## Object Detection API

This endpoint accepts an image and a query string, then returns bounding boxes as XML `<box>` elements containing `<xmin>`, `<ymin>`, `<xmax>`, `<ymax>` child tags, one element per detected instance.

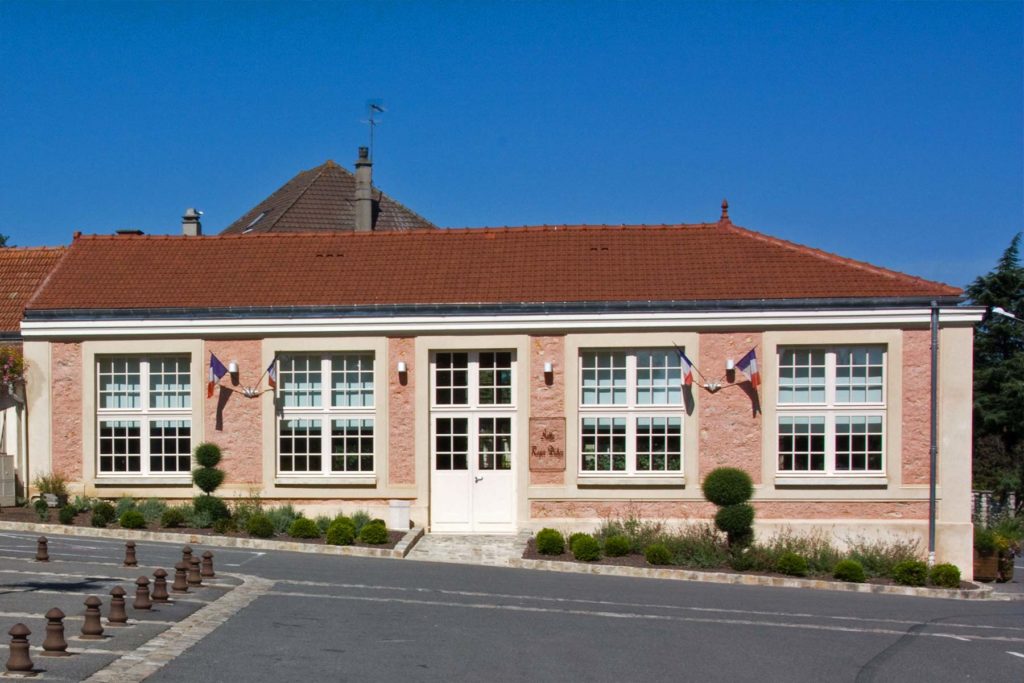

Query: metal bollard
<box><xmin>41</xmin><ymin>607</ymin><xmax>69</xmax><ymax>657</ymax></box>
<box><xmin>201</xmin><ymin>550</ymin><xmax>216</xmax><ymax>579</ymax></box>
<box><xmin>133</xmin><ymin>576</ymin><xmax>152</xmax><ymax>611</ymax></box>
<box><xmin>36</xmin><ymin>536</ymin><xmax>49</xmax><ymax>562</ymax></box>
<box><xmin>108</xmin><ymin>586</ymin><xmax>129</xmax><ymax>626</ymax></box>
<box><xmin>124</xmin><ymin>541</ymin><xmax>138</xmax><ymax>567</ymax></box>
<box><xmin>151</xmin><ymin>569</ymin><xmax>170</xmax><ymax>602</ymax></box>
<box><xmin>171</xmin><ymin>562</ymin><xmax>189</xmax><ymax>593</ymax></box>
<box><xmin>188</xmin><ymin>556</ymin><xmax>202</xmax><ymax>587</ymax></box>
<box><xmin>181</xmin><ymin>545</ymin><xmax>193</xmax><ymax>566</ymax></box>
<box><xmin>5</xmin><ymin>623</ymin><xmax>33</xmax><ymax>673</ymax></box>
<box><xmin>81</xmin><ymin>596</ymin><xmax>104</xmax><ymax>639</ymax></box>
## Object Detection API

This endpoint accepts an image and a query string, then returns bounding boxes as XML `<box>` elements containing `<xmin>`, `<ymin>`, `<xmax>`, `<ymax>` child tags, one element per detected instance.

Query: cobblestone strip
<box><xmin>83</xmin><ymin>574</ymin><xmax>274</xmax><ymax>682</ymax></box>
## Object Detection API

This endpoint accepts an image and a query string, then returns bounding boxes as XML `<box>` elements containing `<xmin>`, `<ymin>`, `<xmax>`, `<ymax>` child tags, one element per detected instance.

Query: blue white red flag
<box><xmin>266</xmin><ymin>359</ymin><xmax>277</xmax><ymax>390</ymax></box>
<box><xmin>675</xmin><ymin>348</ymin><xmax>695</xmax><ymax>386</ymax></box>
<box><xmin>736</xmin><ymin>348</ymin><xmax>760</xmax><ymax>390</ymax></box>
<box><xmin>207</xmin><ymin>353</ymin><xmax>228</xmax><ymax>398</ymax></box>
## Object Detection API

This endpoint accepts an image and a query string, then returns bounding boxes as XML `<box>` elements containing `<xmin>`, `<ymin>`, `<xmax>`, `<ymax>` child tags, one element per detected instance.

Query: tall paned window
<box><xmin>776</xmin><ymin>346</ymin><xmax>885</xmax><ymax>476</ymax></box>
<box><xmin>96</xmin><ymin>356</ymin><xmax>192</xmax><ymax>475</ymax></box>
<box><xmin>579</xmin><ymin>349</ymin><xmax>684</xmax><ymax>476</ymax></box>
<box><xmin>277</xmin><ymin>353</ymin><xmax>375</xmax><ymax>476</ymax></box>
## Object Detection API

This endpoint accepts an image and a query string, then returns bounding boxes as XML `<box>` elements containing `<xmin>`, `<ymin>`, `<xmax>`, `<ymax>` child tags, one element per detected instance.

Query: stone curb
<box><xmin>507</xmin><ymin>558</ymin><xmax>1015</xmax><ymax>601</ymax></box>
<box><xmin>0</xmin><ymin>520</ymin><xmax>425</xmax><ymax>559</ymax></box>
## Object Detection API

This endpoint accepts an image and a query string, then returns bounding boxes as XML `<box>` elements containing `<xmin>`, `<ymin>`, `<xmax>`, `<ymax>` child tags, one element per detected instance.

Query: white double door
<box><xmin>430</xmin><ymin>351</ymin><xmax>516</xmax><ymax>533</ymax></box>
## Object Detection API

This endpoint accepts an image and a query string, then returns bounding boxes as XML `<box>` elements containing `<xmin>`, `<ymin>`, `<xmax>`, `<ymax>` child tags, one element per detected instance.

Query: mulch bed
<box><xmin>521</xmin><ymin>538</ymin><xmax>978</xmax><ymax>590</ymax></box>
<box><xmin>0</xmin><ymin>505</ymin><xmax>404</xmax><ymax>550</ymax></box>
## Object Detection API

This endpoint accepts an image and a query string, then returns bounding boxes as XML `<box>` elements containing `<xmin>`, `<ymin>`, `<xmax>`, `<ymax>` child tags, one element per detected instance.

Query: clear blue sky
<box><xmin>1</xmin><ymin>1</ymin><xmax>1020</xmax><ymax>289</ymax></box>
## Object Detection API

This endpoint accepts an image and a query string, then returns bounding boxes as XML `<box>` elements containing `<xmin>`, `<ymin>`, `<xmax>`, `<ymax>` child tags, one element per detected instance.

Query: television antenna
<box><xmin>363</xmin><ymin>100</ymin><xmax>385</xmax><ymax>160</ymax></box>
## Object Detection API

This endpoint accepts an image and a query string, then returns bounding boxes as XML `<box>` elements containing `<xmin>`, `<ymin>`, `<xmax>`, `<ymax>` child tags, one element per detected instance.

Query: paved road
<box><xmin>1</xmin><ymin>532</ymin><xmax>1021</xmax><ymax>682</ymax></box>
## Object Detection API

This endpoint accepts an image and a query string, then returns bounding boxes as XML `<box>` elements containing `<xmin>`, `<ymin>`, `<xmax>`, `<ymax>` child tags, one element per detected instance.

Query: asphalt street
<box><xmin>0</xmin><ymin>531</ymin><xmax>1021</xmax><ymax>682</ymax></box>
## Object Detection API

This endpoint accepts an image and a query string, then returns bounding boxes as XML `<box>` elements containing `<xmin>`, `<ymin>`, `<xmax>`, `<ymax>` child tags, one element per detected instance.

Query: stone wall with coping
<box><xmin>204</xmin><ymin>340</ymin><xmax>263</xmax><ymax>485</ymax></box>
<box><xmin>50</xmin><ymin>342</ymin><xmax>82</xmax><ymax>480</ymax></box>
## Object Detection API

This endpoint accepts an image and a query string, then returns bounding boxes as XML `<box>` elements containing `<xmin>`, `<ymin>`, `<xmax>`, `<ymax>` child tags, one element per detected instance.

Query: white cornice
<box><xmin>20</xmin><ymin>307</ymin><xmax>984</xmax><ymax>339</ymax></box>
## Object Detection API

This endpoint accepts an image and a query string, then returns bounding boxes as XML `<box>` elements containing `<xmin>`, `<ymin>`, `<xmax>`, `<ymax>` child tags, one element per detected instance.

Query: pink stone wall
<box><xmin>697</xmin><ymin>332</ymin><xmax>763</xmax><ymax>482</ymax></box>
<box><xmin>901</xmin><ymin>330</ymin><xmax>932</xmax><ymax>485</ymax></box>
<box><xmin>204</xmin><ymin>340</ymin><xmax>263</xmax><ymax>484</ymax></box>
<box><xmin>529</xmin><ymin>335</ymin><xmax>565</xmax><ymax>486</ymax></box>
<box><xmin>531</xmin><ymin>499</ymin><xmax>928</xmax><ymax>520</ymax></box>
<box><xmin>50</xmin><ymin>342</ymin><xmax>83</xmax><ymax>480</ymax></box>
<box><xmin>388</xmin><ymin>337</ymin><xmax>415</xmax><ymax>486</ymax></box>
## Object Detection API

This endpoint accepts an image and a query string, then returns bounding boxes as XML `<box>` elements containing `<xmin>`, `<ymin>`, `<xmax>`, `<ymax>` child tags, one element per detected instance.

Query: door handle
<box><xmin>474</xmin><ymin>476</ymin><xmax>483</xmax><ymax>483</ymax></box>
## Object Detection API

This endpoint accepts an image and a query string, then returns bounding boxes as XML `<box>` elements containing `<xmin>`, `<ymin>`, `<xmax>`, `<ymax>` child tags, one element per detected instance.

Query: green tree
<box><xmin>0</xmin><ymin>234</ymin><xmax>8</xmax><ymax>247</ymax></box>
<box><xmin>967</xmin><ymin>233</ymin><xmax>1024</xmax><ymax>511</ymax></box>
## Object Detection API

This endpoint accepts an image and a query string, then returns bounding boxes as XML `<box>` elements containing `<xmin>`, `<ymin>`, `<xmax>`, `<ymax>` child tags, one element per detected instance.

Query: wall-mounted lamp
<box><xmin>397</xmin><ymin>361</ymin><xmax>408</xmax><ymax>374</ymax></box>
<box><xmin>543</xmin><ymin>361</ymin><xmax>554</xmax><ymax>374</ymax></box>
<box><xmin>725</xmin><ymin>359</ymin><xmax>735</xmax><ymax>371</ymax></box>
<box><xmin>228</xmin><ymin>361</ymin><xmax>239</xmax><ymax>374</ymax></box>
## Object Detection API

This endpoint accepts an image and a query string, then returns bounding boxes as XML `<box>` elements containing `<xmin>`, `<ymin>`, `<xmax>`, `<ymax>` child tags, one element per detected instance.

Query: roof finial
<box><xmin>720</xmin><ymin>198</ymin><xmax>729</xmax><ymax>222</ymax></box>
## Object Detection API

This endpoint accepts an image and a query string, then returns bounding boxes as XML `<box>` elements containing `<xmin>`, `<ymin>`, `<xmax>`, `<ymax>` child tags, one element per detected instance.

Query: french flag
<box><xmin>676</xmin><ymin>348</ymin><xmax>695</xmax><ymax>386</ymax></box>
<box><xmin>736</xmin><ymin>348</ymin><xmax>761</xmax><ymax>390</ymax></box>
<box><xmin>266</xmin><ymin>359</ymin><xmax>277</xmax><ymax>390</ymax></box>
<box><xmin>207</xmin><ymin>353</ymin><xmax>228</xmax><ymax>398</ymax></box>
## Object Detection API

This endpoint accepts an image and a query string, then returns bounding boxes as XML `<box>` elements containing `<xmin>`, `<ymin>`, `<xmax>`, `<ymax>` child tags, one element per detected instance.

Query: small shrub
<box><xmin>359</xmin><ymin>520</ymin><xmax>389</xmax><ymax>544</ymax></box>
<box><xmin>314</xmin><ymin>515</ymin><xmax>333</xmax><ymax>535</ymax></box>
<box><xmin>212</xmin><ymin>517</ymin><xmax>237</xmax><ymax>534</ymax></box>
<box><xmin>246</xmin><ymin>513</ymin><xmax>275</xmax><ymax>538</ymax></box>
<box><xmin>660</xmin><ymin>523</ymin><xmax>730</xmax><ymax>569</ymax></box>
<box><xmin>844</xmin><ymin>535</ymin><xmax>920</xmax><ymax>578</ymax></box>
<box><xmin>192</xmin><ymin>469</ymin><xmax>226</xmax><ymax>496</ymax></box>
<box><xmin>33</xmin><ymin>498</ymin><xmax>50</xmax><ymax>521</ymax></box>
<box><xmin>326</xmin><ymin>517</ymin><xmax>356</xmax><ymax>545</ymax></box>
<box><xmin>193</xmin><ymin>495</ymin><xmax>230</xmax><ymax>521</ymax></box>
<box><xmin>32</xmin><ymin>472</ymin><xmax>69</xmax><ymax>498</ymax></box>
<box><xmin>595</xmin><ymin>515</ymin><xmax>666</xmax><ymax>555</ymax></box>
<box><xmin>91</xmin><ymin>501</ymin><xmax>116</xmax><ymax>527</ymax></box>
<box><xmin>929</xmin><ymin>563</ymin><xmax>961</xmax><ymax>589</ymax></box>
<box><xmin>748</xmin><ymin>529</ymin><xmax>842</xmax><ymax>576</ymax></box>
<box><xmin>193</xmin><ymin>442</ymin><xmax>223</xmax><ymax>468</ymax></box>
<box><xmin>115</xmin><ymin>496</ymin><xmax>137</xmax><ymax>518</ymax></box>
<box><xmin>265</xmin><ymin>505</ymin><xmax>300</xmax><ymax>535</ymax></box>
<box><xmin>893</xmin><ymin>560</ymin><xmax>928</xmax><ymax>587</ymax></box>
<box><xmin>604</xmin><ymin>535</ymin><xmax>631</xmax><ymax>557</ymax></box>
<box><xmin>536</xmin><ymin>528</ymin><xmax>565</xmax><ymax>555</ymax></box>
<box><xmin>119</xmin><ymin>509</ymin><xmax>147</xmax><ymax>529</ymax></box>
<box><xmin>702</xmin><ymin>467</ymin><xmax>754</xmax><ymax>507</ymax></box>
<box><xmin>571</xmin><ymin>534</ymin><xmax>601</xmax><ymax>562</ymax></box>
<box><xmin>350</xmin><ymin>510</ymin><xmax>373</xmax><ymax>535</ymax></box>
<box><xmin>288</xmin><ymin>517</ymin><xmax>322</xmax><ymax>539</ymax></box>
<box><xmin>833</xmin><ymin>559</ymin><xmax>866</xmax><ymax>583</ymax></box>
<box><xmin>973</xmin><ymin>526</ymin><xmax>998</xmax><ymax>554</ymax></box>
<box><xmin>231</xmin><ymin>494</ymin><xmax>262</xmax><ymax>530</ymax></box>
<box><xmin>137</xmin><ymin>498</ymin><xmax>167</xmax><ymax>524</ymax></box>
<box><xmin>160</xmin><ymin>507</ymin><xmax>187</xmax><ymax>528</ymax></box>
<box><xmin>729</xmin><ymin>548</ymin><xmax>756</xmax><ymax>572</ymax></box>
<box><xmin>644</xmin><ymin>543</ymin><xmax>673</xmax><ymax>566</ymax></box>
<box><xmin>776</xmin><ymin>551</ymin><xmax>808</xmax><ymax>577</ymax></box>
<box><xmin>58</xmin><ymin>504</ymin><xmax>76</xmax><ymax>525</ymax></box>
<box><xmin>185</xmin><ymin>509</ymin><xmax>213</xmax><ymax>530</ymax></box>
<box><xmin>568</xmin><ymin>532</ymin><xmax>589</xmax><ymax>549</ymax></box>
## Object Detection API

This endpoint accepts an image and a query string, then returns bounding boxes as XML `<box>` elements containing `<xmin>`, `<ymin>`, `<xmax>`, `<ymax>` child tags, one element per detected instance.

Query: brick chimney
<box><xmin>354</xmin><ymin>147</ymin><xmax>373</xmax><ymax>232</ymax></box>
<box><xmin>182</xmin><ymin>208</ymin><xmax>202</xmax><ymax>236</ymax></box>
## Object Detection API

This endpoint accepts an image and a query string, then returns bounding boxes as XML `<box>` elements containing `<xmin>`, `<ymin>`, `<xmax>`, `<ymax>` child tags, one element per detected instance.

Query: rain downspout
<box><xmin>928</xmin><ymin>301</ymin><xmax>939</xmax><ymax>567</ymax></box>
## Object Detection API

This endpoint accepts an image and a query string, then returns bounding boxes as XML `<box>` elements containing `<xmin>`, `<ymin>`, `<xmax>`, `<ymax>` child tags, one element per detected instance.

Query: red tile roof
<box><xmin>0</xmin><ymin>247</ymin><xmax>67</xmax><ymax>332</ymax></box>
<box><xmin>25</xmin><ymin>222</ymin><xmax>959</xmax><ymax>313</ymax></box>
<box><xmin>220</xmin><ymin>161</ymin><xmax>436</xmax><ymax>234</ymax></box>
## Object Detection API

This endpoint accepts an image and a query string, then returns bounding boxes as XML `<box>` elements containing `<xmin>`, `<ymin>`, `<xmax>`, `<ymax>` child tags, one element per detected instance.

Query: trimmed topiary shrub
<box><xmin>326</xmin><ymin>517</ymin><xmax>356</xmax><ymax>545</ymax></box>
<box><xmin>193</xmin><ymin>495</ymin><xmax>230</xmax><ymax>522</ymax></box>
<box><xmin>644</xmin><ymin>543</ymin><xmax>673</xmax><ymax>566</ymax></box>
<box><xmin>119</xmin><ymin>509</ymin><xmax>147</xmax><ymax>529</ymax></box>
<box><xmin>192</xmin><ymin>442</ymin><xmax>226</xmax><ymax>524</ymax></box>
<box><xmin>246</xmin><ymin>513</ymin><xmax>275</xmax><ymax>538</ymax></box>
<box><xmin>193</xmin><ymin>442</ymin><xmax>223</xmax><ymax>469</ymax></box>
<box><xmin>833</xmin><ymin>559</ymin><xmax>866</xmax><ymax>583</ymax></box>
<box><xmin>359</xmin><ymin>520</ymin><xmax>389</xmax><ymax>544</ymax></box>
<box><xmin>160</xmin><ymin>507</ymin><xmax>186</xmax><ymax>529</ymax></box>
<box><xmin>288</xmin><ymin>517</ymin><xmax>322</xmax><ymax>539</ymax></box>
<box><xmin>776</xmin><ymin>551</ymin><xmax>808</xmax><ymax>577</ymax></box>
<box><xmin>714</xmin><ymin>504</ymin><xmax>755</xmax><ymax>536</ymax></box>
<box><xmin>702</xmin><ymin>467</ymin><xmax>754</xmax><ymax>507</ymax></box>
<box><xmin>58</xmin><ymin>505</ymin><xmax>76</xmax><ymax>525</ymax></box>
<box><xmin>929</xmin><ymin>563</ymin><xmax>961</xmax><ymax>588</ymax></box>
<box><xmin>91</xmin><ymin>501</ymin><xmax>116</xmax><ymax>527</ymax></box>
<box><xmin>192</xmin><ymin>469</ymin><xmax>225</xmax><ymax>496</ymax></box>
<box><xmin>536</xmin><ymin>528</ymin><xmax>565</xmax><ymax>555</ymax></box>
<box><xmin>571</xmin><ymin>534</ymin><xmax>601</xmax><ymax>562</ymax></box>
<box><xmin>893</xmin><ymin>560</ymin><xmax>928</xmax><ymax>587</ymax></box>
<box><xmin>604</xmin><ymin>535</ymin><xmax>631</xmax><ymax>557</ymax></box>
<box><xmin>568</xmin><ymin>532</ymin><xmax>589</xmax><ymax>549</ymax></box>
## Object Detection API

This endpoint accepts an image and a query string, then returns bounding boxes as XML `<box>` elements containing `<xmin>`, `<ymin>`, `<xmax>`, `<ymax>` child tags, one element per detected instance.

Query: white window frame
<box><xmin>577</xmin><ymin>348</ymin><xmax>685</xmax><ymax>477</ymax></box>
<box><xmin>95</xmin><ymin>355</ymin><xmax>192</xmax><ymax>478</ymax></box>
<box><xmin>276</xmin><ymin>353</ymin><xmax>376</xmax><ymax>478</ymax></box>
<box><xmin>776</xmin><ymin>346</ymin><xmax>886</xmax><ymax>478</ymax></box>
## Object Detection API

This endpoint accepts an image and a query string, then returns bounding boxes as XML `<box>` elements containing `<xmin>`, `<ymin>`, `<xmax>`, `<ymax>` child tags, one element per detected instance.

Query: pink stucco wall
<box><xmin>529</xmin><ymin>335</ymin><xmax>565</xmax><ymax>486</ymax></box>
<box><xmin>204</xmin><ymin>340</ymin><xmax>263</xmax><ymax>484</ymax></box>
<box><xmin>50</xmin><ymin>342</ymin><xmax>83</xmax><ymax>480</ymax></box>
<box><xmin>901</xmin><ymin>329</ymin><xmax>932</xmax><ymax>485</ymax></box>
<box><xmin>531</xmin><ymin>499</ymin><xmax>928</xmax><ymax>520</ymax></box>
<box><xmin>697</xmin><ymin>332</ymin><xmax>763</xmax><ymax>482</ymax></box>
<box><xmin>388</xmin><ymin>337</ymin><xmax>415</xmax><ymax>486</ymax></box>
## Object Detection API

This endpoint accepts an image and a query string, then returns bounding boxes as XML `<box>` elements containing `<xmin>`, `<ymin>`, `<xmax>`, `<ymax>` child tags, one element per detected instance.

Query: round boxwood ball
<box><xmin>702</xmin><ymin>467</ymin><xmax>754</xmax><ymax>506</ymax></box>
<box><xmin>604</xmin><ymin>535</ymin><xmax>631</xmax><ymax>557</ymax></box>
<box><xmin>644</xmin><ymin>543</ymin><xmax>673</xmax><ymax>566</ymax></box>
<box><xmin>929</xmin><ymin>563</ymin><xmax>961</xmax><ymax>589</ymax></box>
<box><xmin>776</xmin><ymin>551</ymin><xmax>808</xmax><ymax>577</ymax></box>
<box><xmin>571</xmin><ymin>534</ymin><xmax>601</xmax><ymax>562</ymax></box>
<box><xmin>246</xmin><ymin>513</ymin><xmax>275</xmax><ymax>539</ymax></box>
<box><xmin>119</xmin><ymin>509</ymin><xmax>147</xmax><ymax>530</ymax></box>
<box><xmin>326</xmin><ymin>517</ymin><xmax>356</xmax><ymax>545</ymax></box>
<box><xmin>192</xmin><ymin>468</ymin><xmax>225</xmax><ymax>495</ymax></box>
<box><xmin>535</xmin><ymin>528</ymin><xmax>565</xmax><ymax>555</ymax></box>
<box><xmin>833</xmin><ymin>559</ymin><xmax>866</xmax><ymax>583</ymax></box>
<box><xmin>714</xmin><ymin>503</ymin><xmax>755</xmax><ymax>535</ymax></box>
<box><xmin>359</xmin><ymin>520</ymin><xmax>389</xmax><ymax>544</ymax></box>
<box><xmin>193</xmin><ymin>442</ymin><xmax>223</xmax><ymax>468</ymax></box>
<box><xmin>288</xmin><ymin>517</ymin><xmax>322</xmax><ymax>539</ymax></box>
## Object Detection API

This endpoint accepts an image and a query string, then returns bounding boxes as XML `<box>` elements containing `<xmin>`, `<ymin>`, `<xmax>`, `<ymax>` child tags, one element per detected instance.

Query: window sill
<box><xmin>274</xmin><ymin>476</ymin><xmax>377</xmax><ymax>487</ymax></box>
<box><xmin>577</xmin><ymin>475</ymin><xmax>685</xmax><ymax>488</ymax></box>
<box><xmin>774</xmin><ymin>476</ymin><xmax>888</xmax><ymax>488</ymax></box>
<box><xmin>95</xmin><ymin>477</ymin><xmax>193</xmax><ymax>486</ymax></box>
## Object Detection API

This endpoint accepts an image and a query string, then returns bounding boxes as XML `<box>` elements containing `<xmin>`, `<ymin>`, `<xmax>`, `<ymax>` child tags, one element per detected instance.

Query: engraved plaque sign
<box><xmin>529</xmin><ymin>417</ymin><xmax>566</xmax><ymax>472</ymax></box>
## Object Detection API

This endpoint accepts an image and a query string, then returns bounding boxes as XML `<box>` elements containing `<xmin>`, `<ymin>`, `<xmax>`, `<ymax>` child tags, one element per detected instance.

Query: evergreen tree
<box><xmin>967</xmin><ymin>233</ymin><xmax>1024</xmax><ymax>511</ymax></box>
<box><xmin>0</xmin><ymin>234</ymin><xmax>8</xmax><ymax>247</ymax></box>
